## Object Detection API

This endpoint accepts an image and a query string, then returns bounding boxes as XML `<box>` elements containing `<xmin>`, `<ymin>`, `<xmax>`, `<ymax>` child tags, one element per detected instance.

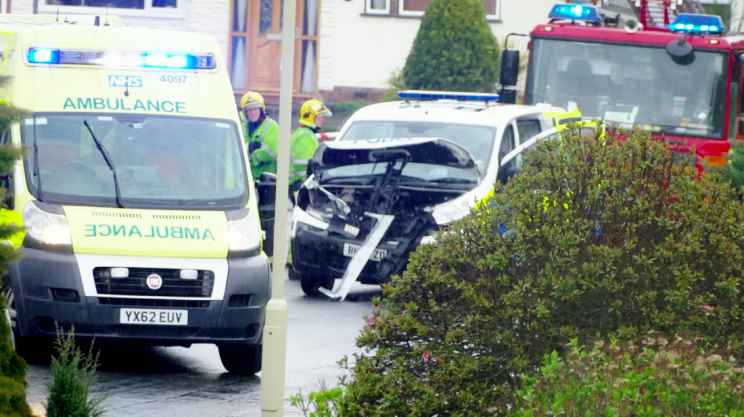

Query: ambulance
<box><xmin>0</xmin><ymin>15</ymin><xmax>268</xmax><ymax>375</ymax></box>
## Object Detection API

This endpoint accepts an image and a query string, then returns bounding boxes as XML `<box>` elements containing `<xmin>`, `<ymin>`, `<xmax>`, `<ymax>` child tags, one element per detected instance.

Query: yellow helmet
<box><xmin>240</xmin><ymin>91</ymin><xmax>265</xmax><ymax>112</ymax></box>
<box><xmin>299</xmin><ymin>99</ymin><xmax>332</xmax><ymax>128</ymax></box>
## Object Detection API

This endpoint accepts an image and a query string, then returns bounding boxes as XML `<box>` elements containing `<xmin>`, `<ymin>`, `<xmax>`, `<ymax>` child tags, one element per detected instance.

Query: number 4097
<box><xmin>160</xmin><ymin>75</ymin><xmax>186</xmax><ymax>83</ymax></box>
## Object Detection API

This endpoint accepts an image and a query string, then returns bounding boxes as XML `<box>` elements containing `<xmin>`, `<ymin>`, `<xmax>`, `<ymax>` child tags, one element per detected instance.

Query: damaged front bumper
<box><xmin>291</xmin><ymin>209</ymin><xmax>430</xmax><ymax>287</ymax></box>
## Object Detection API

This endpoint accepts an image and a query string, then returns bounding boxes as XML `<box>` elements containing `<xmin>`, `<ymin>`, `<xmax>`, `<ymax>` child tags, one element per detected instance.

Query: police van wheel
<box><xmin>218</xmin><ymin>343</ymin><xmax>262</xmax><ymax>375</ymax></box>
<box><xmin>300</xmin><ymin>272</ymin><xmax>333</xmax><ymax>297</ymax></box>
<box><xmin>300</xmin><ymin>273</ymin><xmax>320</xmax><ymax>296</ymax></box>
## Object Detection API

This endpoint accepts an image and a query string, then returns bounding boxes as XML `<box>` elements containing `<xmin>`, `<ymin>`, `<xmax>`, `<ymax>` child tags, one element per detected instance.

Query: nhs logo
<box><xmin>109</xmin><ymin>75</ymin><xmax>142</xmax><ymax>88</ymax></box>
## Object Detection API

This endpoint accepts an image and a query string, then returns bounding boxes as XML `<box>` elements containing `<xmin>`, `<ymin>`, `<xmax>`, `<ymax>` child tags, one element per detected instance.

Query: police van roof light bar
<box><xmin>398</xmin><ymin>90</ymin><xmax>500</xmax><ymax>103</ymax></box>
<box><xmin>27</xmin><ymin>48</ymin><xmax>215</xmax><ymax>69</ymax></box>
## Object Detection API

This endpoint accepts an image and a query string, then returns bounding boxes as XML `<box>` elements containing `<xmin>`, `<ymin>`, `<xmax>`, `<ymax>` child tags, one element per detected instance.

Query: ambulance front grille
<box><xmin>93</xmin><ymin>267</ymin><xmax>215</xmax><ymax>298</ymax></box>
<box><xmin>97</xmin><ymin>297</ymin><xmax>211</xmax><ymax>309</ymax></box>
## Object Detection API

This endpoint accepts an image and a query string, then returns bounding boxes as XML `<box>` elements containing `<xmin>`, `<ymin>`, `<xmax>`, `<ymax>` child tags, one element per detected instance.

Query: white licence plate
<box><xmin>119</xmin><ymin>308</ymin><xmax>188</xmax><ymax>326</ymax></box>
<box><xmin>343</xmin><ymin>242</ymin><xmax>387</xmax><ymax>262</ymax></box>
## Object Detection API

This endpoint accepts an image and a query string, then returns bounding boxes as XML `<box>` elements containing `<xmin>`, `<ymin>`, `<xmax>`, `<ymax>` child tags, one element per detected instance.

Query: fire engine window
<box><xmin>525</xmin><ymin>38</ymin><xmax>728</xmax><ymax>140</ymax></box>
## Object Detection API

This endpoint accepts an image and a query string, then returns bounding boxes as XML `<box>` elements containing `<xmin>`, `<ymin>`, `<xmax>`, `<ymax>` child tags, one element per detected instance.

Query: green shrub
<box><xmin>402</xmin><ymin>0</ymin><xmax>500</xmax><ymax>92</ymax></box>
<box><xmin>379</xmin><ymin>69</ymin><xmax>406</xmax><ymax>103</ymax></box>
<box><xmin>511</xmin><ymin>332</ymin><xmax>744</xmax><ymax>416</ymax></box>
<box><xmin>288</xmin><ymin>380</ymin><xmax>344</xmax><ymax>417</ymax></box>
<box><xmin>340</xmin><ymin>125</ymin><xmax>744</xmax><ymax>415</ymax></box>
<box><xmin>46</xmin><ymin>324</ymin><xmax>105</xmax><ymax>417</ymax></box>
<box><xmin>0</xmin><ymin>76</ymin><xmax>30</xmax><ymax>417</ymax></box>
<box><xmin>708</xmin><ymin>140</ymin><xmax>744</xmax><ymax>191</ymax></box>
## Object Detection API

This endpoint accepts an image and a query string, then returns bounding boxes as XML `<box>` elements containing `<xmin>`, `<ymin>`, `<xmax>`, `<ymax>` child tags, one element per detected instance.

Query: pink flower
<box><xmin>423</xmin><ymin>351</ymin><xmax>431</xmax><ymax>362</ymax></box>
<box><xmin>701</xmin><ymin>305</ymin><xmax>714</xmax><ymax>316</ymax></box>
<box><xmin>435</xmin><ymin>354</ymin><xmax>442</xmax><ymax>361</ymax></box>
<box><xmin>366</xmin><ymin>316</ymin><xmax>377</xmax><ymax>327</ymax></box>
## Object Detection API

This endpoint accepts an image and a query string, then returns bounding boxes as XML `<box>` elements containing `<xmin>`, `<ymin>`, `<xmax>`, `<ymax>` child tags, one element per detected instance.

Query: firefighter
<box><xmin>288</xmin><ymin>99</ymin><xmax>332</xmax><ymax>202</ymax></box>
<box><xmin>241</xmin><ymin>91</ymin><xmax>279</xmax><ymax>181</ymax></box>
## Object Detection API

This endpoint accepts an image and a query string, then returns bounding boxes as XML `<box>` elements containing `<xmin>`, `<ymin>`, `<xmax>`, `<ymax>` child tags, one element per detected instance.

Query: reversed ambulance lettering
<box><xmin>64</xmin><ymin>98</ymin><xmax>186</xmax><ymax>114</ymax></box>
<box><xmin>85</xmin><ymin>224</ymin><xmax>215</xmax><ymax>240</ymax></box>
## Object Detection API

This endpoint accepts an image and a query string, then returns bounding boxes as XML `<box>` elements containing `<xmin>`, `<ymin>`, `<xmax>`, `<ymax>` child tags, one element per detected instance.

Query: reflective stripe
<box><xmin>293</xmin><ymin>159</ymin><xmax>309</xmax><ymax>165</ymax></box>
<box><xmin>289</xmin><ymin>171</ymin><xmax>305</xmax><ymax>178</ymax></box>
<box><xmin>259</xmin><ymin>119</ymin><xmax>276</xmax><ymax>143</ymax></box>
<box><xmin>261</xmin><ymin>145</ymin><xmax>278</xmax><ymax>160</ymax></box>
<box><xmin>253</xmin><ymin>152</ymin><xmax>264</xmax><ymax>163</ymax></box>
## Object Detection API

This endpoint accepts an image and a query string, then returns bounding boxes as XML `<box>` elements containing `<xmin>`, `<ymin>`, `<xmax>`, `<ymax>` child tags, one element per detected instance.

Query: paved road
<box><xmin>24</xmin><ymin>275</ymin><xmax>380</xmax><ymax>417</ymax></box>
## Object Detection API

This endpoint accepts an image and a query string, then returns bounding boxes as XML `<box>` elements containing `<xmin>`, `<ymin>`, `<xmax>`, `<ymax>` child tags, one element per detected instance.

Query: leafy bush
<box><xmin>511</xmin><ymin>332</ymin><xmax>744</xmax><ymax>417</ymax></box>
<box><xmin>46</xmin><ymin>324</ymin><xmax>105</xmax><ymax>417</ymax></box>
<box><xmin>288</xmin><ymin>380</ymin><xmax>344</xmax><ymax>417</ymax></box>
<box><xmin>0</xmin><ymin>77</ymin><xmax>31</xmax><ymax>417</ymax></box>
<box><xmin>379</xmin><ymin>69</ymin><xmax>406</xmax><ymax>103</ymax></box>
<box><xmin>709</xmin><ymin>140</ymin><xmax>744</xmax><ymax>191</ymax></box>
<box><xmin>402</xmin><ymin>0</ymin><xmax>500</xmax><ymax>92</ymax></box>
<box><xmin>339</xmin><ymin>125</ymin><xmax>744</xmax><ymax>415</ymax></box>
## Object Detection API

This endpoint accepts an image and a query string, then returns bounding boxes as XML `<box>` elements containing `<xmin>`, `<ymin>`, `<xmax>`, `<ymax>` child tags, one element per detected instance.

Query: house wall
<box><xmin>9</xmin><ymin>0</ymin><xmax>231</xmax><ymax>63</ymax></box>
<box><xmin>320</xmin><ymin>0</ymin><xmax>560</xmax><ymax>95</ymax></box>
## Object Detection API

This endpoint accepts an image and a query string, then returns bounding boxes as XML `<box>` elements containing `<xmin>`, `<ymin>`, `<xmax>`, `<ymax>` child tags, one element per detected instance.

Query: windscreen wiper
<box><xmin>83</xmin><ymin>121</ymin><xmax>124</xmax><ymax>208</ymax></box>
<box><xmin>32</xmin><ymin>116</ymin><xmax>43</xmax><ymax>201</ymax></box>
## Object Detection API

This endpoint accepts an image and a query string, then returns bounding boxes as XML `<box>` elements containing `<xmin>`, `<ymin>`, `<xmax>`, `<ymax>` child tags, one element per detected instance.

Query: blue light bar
<box><xmin>670</xmin><ymin>14</ymin><xmax>724</xmax><ymax>35</ymax></box>
<box><xmin>548</xmin><ymin>3</ymin><xmax>602</xmax><ymax>25</ymax></box>
<box><xmin>397</xmin><ymin>90</ymin><xmax>500</xmax><ymax>102</ymax></box>
<box><xmin>28</xmin><ymin>48</ymin><xmax>60</xmax><ymax>64</ymax></box>
<box><xmin>26</xmin><ymin>47</ymin><xmax>215</xmax><ymax>69</ymax></box>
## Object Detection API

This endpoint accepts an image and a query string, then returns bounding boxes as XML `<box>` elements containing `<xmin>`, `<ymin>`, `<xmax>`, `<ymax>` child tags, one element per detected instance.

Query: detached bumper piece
<box><xmin>319</xmin><ymin>213</ymin><xmax>394</xmax><ymax>301</ymax></box>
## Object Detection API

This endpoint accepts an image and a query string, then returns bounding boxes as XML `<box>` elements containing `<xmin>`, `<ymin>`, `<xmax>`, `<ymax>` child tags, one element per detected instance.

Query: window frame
<box><xmin>365</xmin><ymin>0</ymin><xmax>391</xmax><ymax>15</ymax></box>
<box><xmin>397</xmin><ymin>0</ymin><xmax>500</xmax><ymax>20</ymax></box>
<box><xmin>39</xmin><ymin>0</ymin><xmax>185</xmax><ymax>19</ymax></box>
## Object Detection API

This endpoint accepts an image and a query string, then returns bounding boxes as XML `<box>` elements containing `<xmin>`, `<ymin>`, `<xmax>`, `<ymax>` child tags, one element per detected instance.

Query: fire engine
<box><xmin>499</xmin><ymin>0</ymin><xmax>744</xmax><ymax>171</ymax></box>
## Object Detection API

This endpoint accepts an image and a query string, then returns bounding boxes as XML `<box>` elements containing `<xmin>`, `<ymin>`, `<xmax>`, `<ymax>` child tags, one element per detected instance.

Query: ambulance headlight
<box><xmin>22</xmin><ymin>201</ymin><xmax>72</xmax><ymax>247</ymax></box>
<box><xmin>224</xmin><ymin>208</ymin><xmax>262</xmax><ymax>257</ymax></box>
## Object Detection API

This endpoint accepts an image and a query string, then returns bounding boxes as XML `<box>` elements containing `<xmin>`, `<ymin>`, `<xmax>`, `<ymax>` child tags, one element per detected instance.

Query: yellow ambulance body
<box><xmin>0</xmin><ymin>15</ymin><xmax>268</xmax><ymax>375</ymax></box>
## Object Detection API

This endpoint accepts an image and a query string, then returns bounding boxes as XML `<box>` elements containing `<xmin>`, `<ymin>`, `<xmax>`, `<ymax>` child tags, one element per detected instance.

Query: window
<box><xmin>516</xmin><ymin>118</ymin><xmax>542</xmax><ymax>144</ymax></box>
<box><xmin>365</xmin><ymin>0</ymin><xmax>390</xmax><ymax>15</ymax></box>
<box><xmin>40</xmin><ymin>0</ymin><xmax>183</xmax><ymax>18</ymax></box>
<box><xmin>526</xmin><ymin>38</ymin><xmax>728</xmax><ymax>140</ymax></box>
<box><xmin>398</xmin><ymin>0</ymin><xmax>500</xmax><ymax>20</ymax></box>
<box><xmin>499</xmin><ymin>124</ymin><xmax>516</xmax><ymax>165</ymax></box>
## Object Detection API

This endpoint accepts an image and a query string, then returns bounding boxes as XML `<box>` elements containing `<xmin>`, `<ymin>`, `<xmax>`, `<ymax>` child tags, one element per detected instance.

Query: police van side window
<box><xmin>516</xmin><ymin>118</ymin><xmax>542</xmax><ymax>144</ymax></box>
<box><xmin>499</xmin><ymin>125</ymin><xmax>516</xmax><ymax>165</ymax></box>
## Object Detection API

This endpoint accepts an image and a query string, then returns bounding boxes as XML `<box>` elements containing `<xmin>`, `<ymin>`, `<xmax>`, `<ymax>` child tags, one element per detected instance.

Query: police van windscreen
<box><xmin>21</xmin><ymin>114</ymin><xmax>249</xmax><ymax>210</ymax></box>
<box><xmin>339</xmin><ymin>121</ymin><xmax>495</xmax><ymax>177</ymax></box>
<box><xmin>525</xmin><ymin>38</ymin><xmax>727</xmax><ymax>139</ymax></box>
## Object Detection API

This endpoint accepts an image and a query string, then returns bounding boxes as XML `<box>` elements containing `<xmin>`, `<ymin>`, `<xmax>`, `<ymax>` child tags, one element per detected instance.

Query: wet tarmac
<box><xmin>24</xmin><ymin>276</ymin><xmax>381</xmax><ymax>417</ymax></box>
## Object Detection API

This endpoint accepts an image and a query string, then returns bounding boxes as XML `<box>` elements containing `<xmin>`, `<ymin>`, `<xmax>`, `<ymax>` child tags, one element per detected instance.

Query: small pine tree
<box><xmin>402</xmin><ymin>0</ymin><xmax>500</xmax><ymax>92</ymax></box>
<box><xmin>0</xmin><ymin>75</ymin><xmax>31</xmax><ymax>417</ymax></box>
<box><xmin>46</xmin><ymin>324</ymin><xmax>106</xmax><ymax>417</ymax></box>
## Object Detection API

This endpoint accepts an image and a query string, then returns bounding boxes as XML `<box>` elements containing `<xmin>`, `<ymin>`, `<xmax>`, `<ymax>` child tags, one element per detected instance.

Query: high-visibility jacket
<box><xmin>288</xmin><ymin>125</ymin><xmax>319</xmax><ymax>186</ymax></box>
<box><xmin>246</xmin><ymin>117</ymin><xmax>279</xmax><ymax>181</ymax></box>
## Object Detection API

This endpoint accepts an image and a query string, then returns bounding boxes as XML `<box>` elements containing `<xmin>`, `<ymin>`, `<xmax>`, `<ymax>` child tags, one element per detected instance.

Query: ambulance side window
<box><xmin>0</xmin><ymin>129</ymin><xmax>10</xmax><ymax>146</ymax></box>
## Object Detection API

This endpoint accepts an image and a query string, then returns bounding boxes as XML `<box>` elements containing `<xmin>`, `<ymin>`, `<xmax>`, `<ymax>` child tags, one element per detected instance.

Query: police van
<box><xmin>289</xmin><ymin>91</ymin><xmax>583</xmax><ymax>299</ymax></box>
<box><xmin>0</xmin><ymin>15</ymin><xmax>268</xmax><ymax>375</ymax></box>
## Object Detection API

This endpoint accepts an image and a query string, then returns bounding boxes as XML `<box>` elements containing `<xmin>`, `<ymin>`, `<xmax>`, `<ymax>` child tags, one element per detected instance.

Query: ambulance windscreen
<box><xmin>21</xmin><ymin>114</ymin><xmax>249</xmax><ymax>210</ymax></box>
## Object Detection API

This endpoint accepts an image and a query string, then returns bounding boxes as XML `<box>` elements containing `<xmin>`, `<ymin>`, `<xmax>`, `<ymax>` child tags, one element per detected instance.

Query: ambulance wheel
<box><xmin>218</xmin><ymin>343</ymin><xmax>262</xmax><ymax>375</ymax></box>
<box><xmin>2</xmin><ymin>285</ymin><xmax>49</xmax><ymax>362</ymax></box>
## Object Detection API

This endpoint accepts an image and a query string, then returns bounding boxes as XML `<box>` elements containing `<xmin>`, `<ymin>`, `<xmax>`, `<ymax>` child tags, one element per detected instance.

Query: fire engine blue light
<box><xmin>28</xmin><ymin>48</ymin><xmax>60</xmax><ymax>64</ymax></box>
<box><xmin>671</xmin><ymin>14</ymin><xmax>724</xmax><ymax>35</ymax></box>
<box><xmin>548</xmin><ymin>3</ymin><xmax>602</xmax><ymax>25</ymax></box>
<box><xmin>397</xmin><ymin>90</ymin><xmax>500</xmax><ymax>102</ymax></box>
